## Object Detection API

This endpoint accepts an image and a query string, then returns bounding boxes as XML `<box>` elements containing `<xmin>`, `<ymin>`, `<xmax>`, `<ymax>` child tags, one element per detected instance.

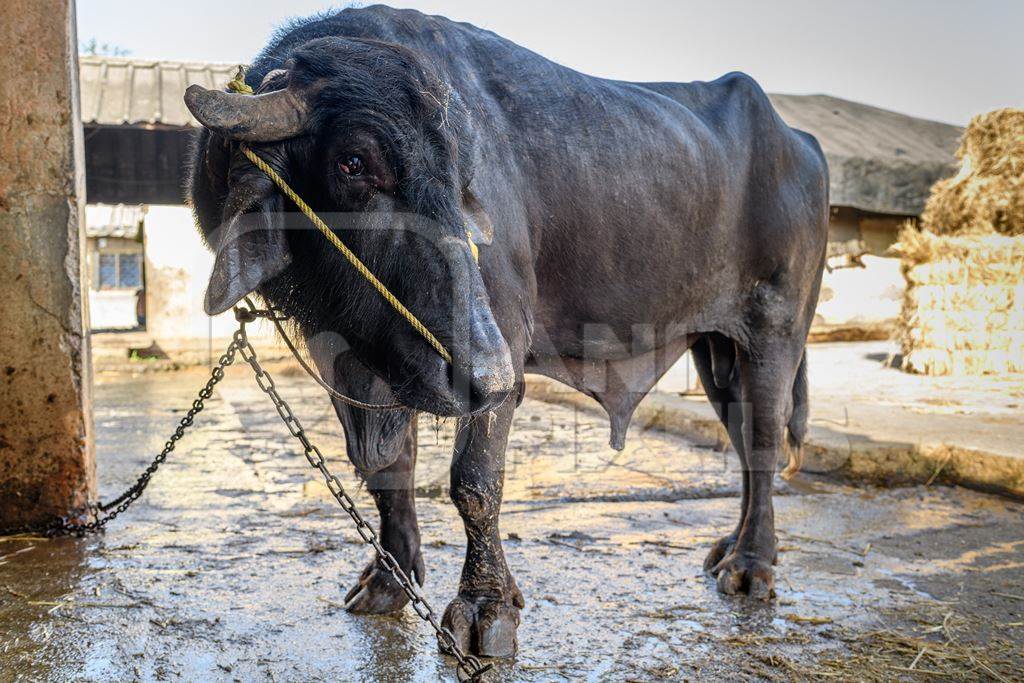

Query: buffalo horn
<box><xmin>184</xmin><ymin>84</ymin><xmax>308</xmax><ymax>142</ymax></box>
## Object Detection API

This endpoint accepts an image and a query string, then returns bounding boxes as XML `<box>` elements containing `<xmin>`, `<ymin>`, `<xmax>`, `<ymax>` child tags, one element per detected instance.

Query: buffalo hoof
<box><xmin>705</xmin><ymin>534</ymin><xmax>778</xmax><ymax>573</ymax></box>
<box><xmin>703</xmin><ymin>533</ymin><xmax>738</xmax><ymax>573</ymax></box>
<box><xmin>441</xmin><ymin>593</ymin><xmax>524</xmax><ymax>658</ymax></box>
<box><xmin>712</xmin><ymin>551</ymin><xmax>776</xmax><ymax>600</ymax></box>
<box><xmin>344</xmin><ymin>552</ymin><xmax>424</xmax><ymax>615</ymax></box>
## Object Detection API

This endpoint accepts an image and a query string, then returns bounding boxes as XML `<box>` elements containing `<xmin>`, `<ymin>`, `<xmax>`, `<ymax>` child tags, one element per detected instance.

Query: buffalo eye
<box><xmin>339</xmin><ymin>155</ymin><xmax>365</xmax><ymax>177</ymax></box>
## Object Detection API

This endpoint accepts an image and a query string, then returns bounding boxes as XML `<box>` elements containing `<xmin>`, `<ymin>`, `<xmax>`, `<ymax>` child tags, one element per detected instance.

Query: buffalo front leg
<box><xmin>441</xmin><ymin>400</ymin><xmax>524</xmax><ymax>658</ymax></box>
<box><xmin>713</xmin><ymin>343</ymin><xmax>801</xmax><ymax>600</ymax></box>
<box><xmin>343</xmin><ymin>416</ymin><xmax>425</xmax><ymax>614</ymax></box>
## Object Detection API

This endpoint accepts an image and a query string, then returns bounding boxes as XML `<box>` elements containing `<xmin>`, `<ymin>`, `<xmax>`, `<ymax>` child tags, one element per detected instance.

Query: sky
<box><xmin>77</xmin><ymin>0</ymin><xmax>1022</xmax><ymax>125</ymax></box>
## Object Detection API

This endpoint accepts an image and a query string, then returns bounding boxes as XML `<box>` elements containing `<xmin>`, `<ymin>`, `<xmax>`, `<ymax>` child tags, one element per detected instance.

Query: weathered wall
<box><xmin>0</xmin><ymin>0</ymin><xmax>95</xmax><ymax>526</ymax></box>
<box><xmin>813</xmin><ymin>255</ymin><xmax>904</xmax><ymax>340</ymax></box>
<box><xmin>144</xmin><ymin>205</ymin><xmax>276</xmax><ymax>350</ymax></box>
<box><xmin>88</xmin><ymin>289</ymin><xmax>140</xmax><ymax>330</ymax></box>
<box><xmin>827</xmin><ymin>207</ymin><xmax>907</xmax><ymax>258</ymax></box>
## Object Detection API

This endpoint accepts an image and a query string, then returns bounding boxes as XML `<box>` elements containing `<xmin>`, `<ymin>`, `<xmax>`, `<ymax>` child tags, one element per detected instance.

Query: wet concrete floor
<box><xmin>2</xmin><ymin>363</ymin><xmax>1023</xmax><ymax>681</ymax></box>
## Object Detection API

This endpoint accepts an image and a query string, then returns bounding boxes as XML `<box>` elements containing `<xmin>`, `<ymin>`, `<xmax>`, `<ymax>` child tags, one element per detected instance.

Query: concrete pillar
<box><xmin>0</xmin><ymin>0</ymin><xmax>95</xmax><ymax>527</ymax></box>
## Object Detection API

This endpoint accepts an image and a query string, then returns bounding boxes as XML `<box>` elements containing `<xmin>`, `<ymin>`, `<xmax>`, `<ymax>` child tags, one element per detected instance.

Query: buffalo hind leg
<box><xmin>713</xmin><ymin>341</ymin><xmax>801</xmax><ymax>600</ymax></box>
<box><xmin>442</xmin><ymin>400</ymin><xmax>524</xmax><ymax>658</ymax></box>
<box><xmin>344</xmin><ymin>422</ymin><xmax>424</xmax><ymax>614</ymax></box>
<box><xmin>691</xmin><ymin>335</ymin><xmax>750</xmax><ymax>572</ymax></box>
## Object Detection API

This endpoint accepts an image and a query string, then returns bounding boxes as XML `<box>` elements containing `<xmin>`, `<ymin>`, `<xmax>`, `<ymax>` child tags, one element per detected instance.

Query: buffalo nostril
<box><xmin>450</xmin><ymin>364</ymin><xmax>504</xmax><ymax>410</ymax></box>
<box><xmin>448</xmin><ymin>351</ymin><xmax>515</xmax><ymax>413</ymax></box>
<box><xmin>469</xmin><ymin>366</ymin><xmax>513</xmax><ymax>409</ymax></box>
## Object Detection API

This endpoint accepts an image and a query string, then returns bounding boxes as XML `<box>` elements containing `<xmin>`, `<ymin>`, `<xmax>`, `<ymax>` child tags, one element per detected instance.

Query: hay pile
<box><xmin>894</xmin><ymin>108</ymin><xmax>1024</xmax><ymax>376</ymax></box>
<box><xmin>920</xmin><ymin>108</ymin><xmax>1024</xmax><ymax>236</ymax></box>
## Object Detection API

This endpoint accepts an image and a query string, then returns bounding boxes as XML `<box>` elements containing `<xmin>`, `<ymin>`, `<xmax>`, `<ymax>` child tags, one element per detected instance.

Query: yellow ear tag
<box><xmin>466</xmin><ymin>230</ymin><xmax>479</xmax><ymax>263</ymax></box>
<box><xmin>227</xmin><ymin>65</ymin><xmax>255</xmax><ymax>95</ymax></box>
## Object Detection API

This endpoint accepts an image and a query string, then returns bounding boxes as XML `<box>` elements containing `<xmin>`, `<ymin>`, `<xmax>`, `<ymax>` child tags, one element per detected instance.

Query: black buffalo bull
<box><xmin>186</xmin><ymin>5</ymin><xmax>828</xmax><ymax>658</ymax></box>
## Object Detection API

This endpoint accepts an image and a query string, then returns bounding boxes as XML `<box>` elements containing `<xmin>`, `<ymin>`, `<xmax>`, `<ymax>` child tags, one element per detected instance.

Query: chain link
<box><xmin>0</xmin><ymin>310</ymin><xmax>490</xmax><ymax>682</ymax></box>
<box><xmin>233</xmin><ymin>321</ymin><xmax>491</xmax><ymax>682</ymax></box>
<box><xmin>0</xmin><ymin>339</ymin><xmax>241</xmax><ymax>538</ymax></box>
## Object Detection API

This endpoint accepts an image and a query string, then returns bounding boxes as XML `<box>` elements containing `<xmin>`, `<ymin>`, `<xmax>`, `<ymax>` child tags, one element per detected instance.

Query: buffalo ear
<box><xmin>204</xmin><ymin>193</ymin><xmax>291</xmax><ymax>315</ymax></box>
<box><xmin>462</xmin><ymin>187</ymin><xmax>494</xmax><ymax>246</ymax></box>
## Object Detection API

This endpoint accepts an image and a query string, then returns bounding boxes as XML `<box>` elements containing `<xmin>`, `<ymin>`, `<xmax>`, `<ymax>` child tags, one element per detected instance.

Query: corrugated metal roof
<box><xmin>79</xmin><ymin>56</ymin><xmax>237</xmax><ymax>127</ymax></box>
<box><xmin>85</xmin><ymin>204</ymin><xmax>147</xmax><ymax>238</ymax></box>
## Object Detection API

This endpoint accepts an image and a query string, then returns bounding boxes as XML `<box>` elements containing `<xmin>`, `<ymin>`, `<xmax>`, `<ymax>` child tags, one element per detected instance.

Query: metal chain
<box><xmin>232</xmin><ymin>319</ymin><xmax>491</xmax><ymax>682</ymax></box>
<box><xmin>0</xmin><ymin>309</ymin><xmax>490</xmax><ymax>681</ymax></box>
<box><xmin>0</xmin><ymin>338</ymin><xmax>241</xmax><ymax>538</ymax></box>
<box><xmin>239</xmin><ymin>296</ymin><xmax>403</xmax><ymax>410</ymax></box>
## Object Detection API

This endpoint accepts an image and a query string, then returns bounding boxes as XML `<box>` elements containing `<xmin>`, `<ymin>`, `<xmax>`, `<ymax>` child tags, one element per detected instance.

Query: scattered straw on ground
<box><xmin>817</xmin><ymin>605</ymin><xmax>1021</xmax><ymax>683</ymax></box>
<box><xmin>686</xmin><ymin>602</ymin><xmax>1021</xmax><ymax>682</ymax></box>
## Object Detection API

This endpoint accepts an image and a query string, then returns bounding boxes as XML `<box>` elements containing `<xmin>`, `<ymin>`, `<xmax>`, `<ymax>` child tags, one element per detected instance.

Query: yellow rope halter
<box><xmin>238</xmin><ymin>144</ymin><xmax>453</xmax><ymax>364</ymax></box>
<box><xmin>223</xmin><ymin>67</ymin><xmax>481</xmax><ymax>365</ymax></box>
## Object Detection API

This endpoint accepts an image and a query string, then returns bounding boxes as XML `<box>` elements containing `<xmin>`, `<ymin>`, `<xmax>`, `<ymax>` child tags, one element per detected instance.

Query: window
<box><xmin>118</xmin><ymin>254</ymin><xmax>142</xmax><ymax>288</ymax></box>
<box><xmin>98</xmin><ymin>253</ymin><xmax>118</xmax><ymax>288</ymax></box>
<box><xmin>96</xmin><ymin>252</ymin><xmax>143</xmax><ymax>290</ymax></box>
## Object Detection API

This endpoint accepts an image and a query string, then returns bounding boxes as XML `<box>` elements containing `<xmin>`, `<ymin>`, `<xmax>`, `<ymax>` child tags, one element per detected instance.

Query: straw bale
<box><xmin>893</xmin><ymin>225</ymin><xmax>1024</xmax><ymax>375</ymax></box>
<box><xmin>905</xmin><ymin>308</ymin><xmax>1020</xmax><ymax>333</ymax></box>
<box><xmin>900</xmin><ymin>327</ymin><xmax>1023</xmax><ymax>352</ymax></box>
<box><xmin>906</xmin><ymin>283</ymin><xmax>1024</xmax><ymax>312</ymax></box>
<box><xmin>893</xmin><ymin>225</ymin><xmax>1024</xmax><ymax>265</ymax></box>
<box><xmin>903</xmin><ymin>260</ymin><xmax>1022</xmax><ymax>286</ymax></box>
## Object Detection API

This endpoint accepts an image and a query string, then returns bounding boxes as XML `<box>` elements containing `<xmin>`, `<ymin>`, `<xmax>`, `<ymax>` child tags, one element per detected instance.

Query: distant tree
<box><xmin>80</xmin><ymin>38</ymin><xmax>131</xmax><ymax>57</ymax></box>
